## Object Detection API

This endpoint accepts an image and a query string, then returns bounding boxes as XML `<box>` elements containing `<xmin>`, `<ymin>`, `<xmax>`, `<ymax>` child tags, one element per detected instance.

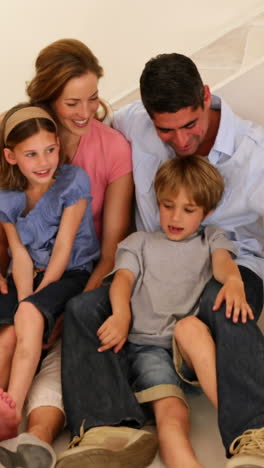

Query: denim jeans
<box><xmin>62</xmin><ymin>266</ymin><xmax>264</xmax><ymax>455</ymax></box>
<box><xmin>198</xmin><ymin>265</ymin><xmax>264</xmax><ymax>457</ymax></box>
<box><xmin>62</xmin><ymin>284</ymin><xmax>146</xmax><ymax>439</ymax></box>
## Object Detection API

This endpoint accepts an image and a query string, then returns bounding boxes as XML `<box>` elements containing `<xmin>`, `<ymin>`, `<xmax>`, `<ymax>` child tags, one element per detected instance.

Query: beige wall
<box><xmin>1</xmin><ymin>0</ymin><xmax>263</xmax><ymax>109</ymax></box>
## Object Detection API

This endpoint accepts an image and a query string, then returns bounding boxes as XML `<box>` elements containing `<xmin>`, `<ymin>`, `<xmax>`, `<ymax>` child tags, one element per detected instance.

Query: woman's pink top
<box><xmin>72</xmin><ymin>119</ymin><xmax>132</xmax><ymax>240</ymax></box>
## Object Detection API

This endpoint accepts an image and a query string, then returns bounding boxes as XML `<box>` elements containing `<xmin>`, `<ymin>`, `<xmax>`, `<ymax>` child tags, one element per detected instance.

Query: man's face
<box><xmin>152</xmin><ymin>86</ymin><xmax>211</xmax><ymax>157</ymax></box>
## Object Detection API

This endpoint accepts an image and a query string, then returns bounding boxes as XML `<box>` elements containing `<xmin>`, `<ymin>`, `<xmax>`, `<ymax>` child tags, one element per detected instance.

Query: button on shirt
<box><xmin>113</xmin><ymin>96</ymin><xmax>264</xmax><ymax>282</ymax></box>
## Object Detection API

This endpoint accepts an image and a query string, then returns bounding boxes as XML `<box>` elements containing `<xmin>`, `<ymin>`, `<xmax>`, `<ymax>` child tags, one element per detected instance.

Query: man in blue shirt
<box><xmin>59</xmin><ymin>53</ymin><xmax>264</xmax><ymax>468</ymax></box>
<box><xmin>112</xmin><ymin>53</ymin><xmax>264</xmax><ymax>468</ymax></box>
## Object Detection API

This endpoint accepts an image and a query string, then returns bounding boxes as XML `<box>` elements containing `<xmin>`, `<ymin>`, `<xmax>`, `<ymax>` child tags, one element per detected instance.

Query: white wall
<box><xmin>1</xmin><ymin>0</ymin><xmax>263</xmax><ymax>109</ymax></box>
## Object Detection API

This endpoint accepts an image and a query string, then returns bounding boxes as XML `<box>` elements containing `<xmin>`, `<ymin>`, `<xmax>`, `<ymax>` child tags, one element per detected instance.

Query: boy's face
<box><xmin>159</xmin><ymin>187</ymin><xmax>206</xmax><ymax>241</ymax></box>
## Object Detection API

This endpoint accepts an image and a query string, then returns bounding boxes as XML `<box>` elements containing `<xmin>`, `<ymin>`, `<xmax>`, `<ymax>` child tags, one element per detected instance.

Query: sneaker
<box><xmin>0</xmin><ymin>432</ymin><xmax>56</xmax><ymax>467</ymax></box>
<box><xmin>226</xmin><ymin>428</ymin><xmax>264</xmax><ymax>468</ymax></box>
<box><xmin>56</xmin><ymin>426</ymin><xmax>158</xmax><ymax>468</ymax></box>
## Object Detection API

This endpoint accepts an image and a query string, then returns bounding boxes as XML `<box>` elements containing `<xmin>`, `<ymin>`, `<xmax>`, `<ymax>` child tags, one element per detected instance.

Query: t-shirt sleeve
<box><xmin>0</xmin><ymin>190</ymin><xmax>24</xmax><ymax>224</ymax></box>
<box><xmin>61</xmin><ymin>165</ymin><xmax>92</xmax><ymax>208</ymax></box>
<box><xmin>111</xmin><ymin>232</ymin><xmax>146</xmax><ymax>279</ymax></box>
<box><xmin>106</xmin><ymin>130</ymin><xmax>132</xmax><ymax>184</ymax></box>
<box><xmin>205</xmin><ymin>225</ymin><xmax>237</xmax><ymax>257</ymax></box>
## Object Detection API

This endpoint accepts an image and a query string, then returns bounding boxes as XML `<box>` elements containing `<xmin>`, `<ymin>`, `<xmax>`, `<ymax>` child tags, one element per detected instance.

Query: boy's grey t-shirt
<box><xmin>113</xmin><ymin>227</ymin><xmax>237</xmax><ymax>349</ymax></box>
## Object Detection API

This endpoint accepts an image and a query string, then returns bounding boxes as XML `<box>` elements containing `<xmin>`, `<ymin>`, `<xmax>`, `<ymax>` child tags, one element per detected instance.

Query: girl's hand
<box><xmin>97</xmin><ymin>314</ymin><xmax>130</xmax><ymax>353</ymax></box>
<box><xmin>213</xmin><ymin>277</ymin><xmax>254</xmax><ymax>323</ymax></box>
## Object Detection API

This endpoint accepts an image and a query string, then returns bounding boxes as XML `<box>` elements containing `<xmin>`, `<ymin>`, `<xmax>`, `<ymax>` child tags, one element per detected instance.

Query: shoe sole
<box><xmin>56</xmin><ymin>433</ymin><xmax>158</xmax><ymax>468</ymax></box>
<box><xmin>226</xmin><ymin>454</ymin><xmax>264</xmax><ymax>468</ymax></box>
<box><xmin>228</xmin><ymin>466</ymin><xmax>264</xmax><ymax>468</ymax></box>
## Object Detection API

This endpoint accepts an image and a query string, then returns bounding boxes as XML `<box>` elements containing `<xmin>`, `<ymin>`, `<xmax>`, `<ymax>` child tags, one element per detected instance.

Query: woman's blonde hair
<box><xmin>27</xmin><ymin>38</ymin><xmax>108</xmax><ymax>121</ymax></box>
<box><xmin>154</xmin><ymin>155</ymin><xmax>224</xmax><ymax>215</ymax></box>
<box><xmin>0</xmin><ymin>102</ymin><xmax>65</xmax><ymax>191</ymax></box>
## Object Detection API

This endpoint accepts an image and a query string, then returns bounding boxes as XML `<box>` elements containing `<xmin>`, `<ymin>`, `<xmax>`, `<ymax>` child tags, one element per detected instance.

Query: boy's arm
<box><xmin>2</xmin><ymin>222</ymin><xmax>34</xmax><ymax>300</ymax></box>
<box><xmin>212</xmin><ymin>249</ymin><xmax>253</xmax><ymax>323</ymax></box>
<box><xmin>97</xmin><ymin>268</ymin><xmax>135</xmax><ymax>353</ymax></box>
<box><xmin>35</xmin><ymin>198</ymin><xmax>87</xmax><ymax>292</ymax></box>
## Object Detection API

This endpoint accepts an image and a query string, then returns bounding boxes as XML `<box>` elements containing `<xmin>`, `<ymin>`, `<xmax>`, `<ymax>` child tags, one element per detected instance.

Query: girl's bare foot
<box><xmin>0</xmin><ymin>389</ymin><xmax>20</xmax><ymax>441</ymax></box>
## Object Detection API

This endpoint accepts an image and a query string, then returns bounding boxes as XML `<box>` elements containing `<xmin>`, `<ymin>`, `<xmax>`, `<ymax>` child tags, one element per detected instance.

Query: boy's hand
<box><xmin>213</xmin><ymin>277</ymin><xmax>254</xmax><ymax>323</ymax></box>
<box><xmin>97</xmin><ymin>314</ymin><xmax>130</xmax><ymax>353</ymax></box>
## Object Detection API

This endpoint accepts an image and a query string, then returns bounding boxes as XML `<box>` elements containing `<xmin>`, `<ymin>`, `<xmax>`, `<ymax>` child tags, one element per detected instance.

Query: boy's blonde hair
<box><xmin>154</xmin><ymin>155</ymin><xmax>224</xmax><ymax>214</ymax></box>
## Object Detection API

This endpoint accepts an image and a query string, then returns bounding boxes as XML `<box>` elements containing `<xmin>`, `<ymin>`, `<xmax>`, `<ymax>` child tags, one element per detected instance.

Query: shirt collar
<box><xmin>209</xmin><ymin>94</ymin><xmax>238</xmax><ymax>163</ymax></box>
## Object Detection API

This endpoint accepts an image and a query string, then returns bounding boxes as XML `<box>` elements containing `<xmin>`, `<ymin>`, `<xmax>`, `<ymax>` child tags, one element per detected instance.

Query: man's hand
<box><xmin>213</xmin><ymin>277</ymin><xmax>254</xmax><ymax>323</ymax></box>
<box><xmin>0</xmin><ymin>273</ymin><xmax>8</xmax><ymax>294</ymax></box>
<box><xmin>97</xmin><ymin>314</ymin><xmax>130</xmax><ymax>353</ymax></box>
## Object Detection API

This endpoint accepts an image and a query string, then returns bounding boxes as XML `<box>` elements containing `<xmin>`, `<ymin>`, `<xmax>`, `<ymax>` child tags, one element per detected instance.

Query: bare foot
<box><xmin>0</xmin><ymin>389</ymin><xmax>20</xmax><ymax>440</ymax></box>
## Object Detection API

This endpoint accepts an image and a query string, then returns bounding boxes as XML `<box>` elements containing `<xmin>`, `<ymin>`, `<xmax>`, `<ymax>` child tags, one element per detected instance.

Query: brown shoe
<box><xmin>56</xmin><ymin>426</ymin><xmax>158</xmax><ymax>468</ymax></box>
<box><xmin>226</xmin><ymin>428</ymin><xmax>264</xmax><ymax>467</ymax></box>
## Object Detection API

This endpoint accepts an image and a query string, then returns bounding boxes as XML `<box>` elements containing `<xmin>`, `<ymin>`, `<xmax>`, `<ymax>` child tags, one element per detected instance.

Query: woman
<box><xmin>0</xmin><ymin>38</ymin><xmax>133</xmax><ymax>465</ymax></box>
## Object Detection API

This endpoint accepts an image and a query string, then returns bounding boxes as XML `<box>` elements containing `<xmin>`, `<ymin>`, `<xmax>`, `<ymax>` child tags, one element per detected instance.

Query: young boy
<box><xmin>97</xmin><ymin>155</ymin><xmax>253</xmax><ymax>468</ymax></box>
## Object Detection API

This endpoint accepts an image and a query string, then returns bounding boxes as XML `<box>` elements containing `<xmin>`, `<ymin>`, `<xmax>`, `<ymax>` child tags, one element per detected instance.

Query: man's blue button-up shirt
<box><xmin>113</xmin><ymin>96</ymin><xmax>264</xmax><ymax>282</ymax></box>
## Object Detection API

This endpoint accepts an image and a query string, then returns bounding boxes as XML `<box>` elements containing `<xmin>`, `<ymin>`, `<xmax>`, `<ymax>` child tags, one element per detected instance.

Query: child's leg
<box><xmin>152</xmin><ymin>396</ymin><xmax>205</xmax><ymax>468</ymax></box>
<box><xmin>0</xmin><ymin>301</ymin><xmax>44</xmax><ymax>440</ymax></box>
<box><xmin>0</xmin><ymin>325</ymin><xmax>16</xmax><ymax>389</ymax></box>
<box><xmin>174</xmin><ymin>316</ymin><xmax>217</xmax><ymax>408</ymax></box>
<box><xmin>9</xmin><ymin>301</ymin><xmax>45</xmax><ymax>415</ymax></box>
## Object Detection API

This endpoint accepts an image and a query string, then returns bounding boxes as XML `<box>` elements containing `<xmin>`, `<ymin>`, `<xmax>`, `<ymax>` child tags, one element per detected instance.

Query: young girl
<box><xmin>0</xmin><ymin>103</ymin><xmax>100</xmax><ymax>441</ymax></box>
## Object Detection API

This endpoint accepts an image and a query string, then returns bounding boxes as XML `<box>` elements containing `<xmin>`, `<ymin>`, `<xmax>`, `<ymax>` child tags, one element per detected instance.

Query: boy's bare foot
<box><xmin>0</xmin><ymin>389</ymin><xmax>20</xmax><ymax>441</ymax></box>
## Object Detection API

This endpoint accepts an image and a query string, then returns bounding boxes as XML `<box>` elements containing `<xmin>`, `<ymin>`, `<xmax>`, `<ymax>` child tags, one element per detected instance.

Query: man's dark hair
<box><xmin>140</xmin><ymin>53</ymin><xmax>205</xmax><ymax>118</ymax></box>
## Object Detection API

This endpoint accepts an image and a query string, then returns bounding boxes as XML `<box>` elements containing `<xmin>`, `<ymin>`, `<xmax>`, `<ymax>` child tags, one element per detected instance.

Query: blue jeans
<box><xmin>198</xmin><ymin>265</ymin><xmax>264</xmax><ymax>456</ymax></box>
<box><xmin>62</xmin><ymin>284</ymin><xmax>146</xmax><ymax>439</ymax></box>
<box><xmin>62</xmin><ymin>266</ymin><xmax>263</xmax><ymax>456</ymax></box>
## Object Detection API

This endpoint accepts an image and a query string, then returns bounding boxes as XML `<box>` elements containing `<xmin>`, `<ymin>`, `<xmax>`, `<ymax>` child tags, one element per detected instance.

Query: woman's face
<box><xmin>53</xmin><ymin>72</ymin><xmax>100</xmax><ymax>137</ymax></box>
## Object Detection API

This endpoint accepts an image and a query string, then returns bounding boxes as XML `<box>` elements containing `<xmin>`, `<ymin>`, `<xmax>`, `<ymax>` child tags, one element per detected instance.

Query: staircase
<box><xmin>113</xmin><ymin>9</ymin><xmax>264</xmax><ymax>127</ymax></box>
<box><xmin>192</xmin><ymin>10</ymin><xmax>264</xmax><ymax>125</ymax></box>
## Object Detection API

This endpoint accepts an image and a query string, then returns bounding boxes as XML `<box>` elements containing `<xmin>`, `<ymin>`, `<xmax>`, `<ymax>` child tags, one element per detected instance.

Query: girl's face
<box><xmin>53</xmin><ymin>72</ymin><xmax>100</xmax><ymax>138</ymax></box>
<box><xmin>4</xmin><ymin>129</ymin><xmax>60</xmax><ymax>189</ymax></box>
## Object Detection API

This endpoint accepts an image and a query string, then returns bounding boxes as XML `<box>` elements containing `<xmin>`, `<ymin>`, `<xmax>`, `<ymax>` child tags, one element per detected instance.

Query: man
<box><xmin>59</xmin><ymin>53</ymin><xmax>264</xmax><ymax>468</ymax></box>
<box><xmin>113</xmin><ymin>53</ymin><xmax>264</xmax><ymax>468</ymax></box>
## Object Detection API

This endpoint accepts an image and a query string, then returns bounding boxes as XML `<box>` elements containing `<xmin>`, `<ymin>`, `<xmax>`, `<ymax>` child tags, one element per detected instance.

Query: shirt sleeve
<box><xmin>112</xmin><ymin>103</ymin><xmax>137</xmax><ymax>140</ymax></box>
<box><xmin>105</xmin><ymin>129</ymin><xmax>132</xmax><ymax>184</ymax></box>
<box><xmin>0</xmin><ymin>190</ymin><xmax>24</xmax><ymax>224</ymax></box>
<box><xmin>205</xmin><ymin>225</ymin><xmax>237</xmax><ymax>257</ymax></box>
<box><xmin>60</xmin><ymin>165</ymin><xmax>92</xmax><ymax>208</ymax></box>
<box><xmin>111</xmin><ymin>232</ymin><xmax>146</xmax><ymax>280</ymax></box>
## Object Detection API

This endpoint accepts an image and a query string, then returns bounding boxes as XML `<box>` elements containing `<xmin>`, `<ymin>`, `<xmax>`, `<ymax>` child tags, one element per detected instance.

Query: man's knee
<box><xmin>64</xmin><ymin>285</ymin><xmax>111</xmax><ymax>329</ymax></box>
